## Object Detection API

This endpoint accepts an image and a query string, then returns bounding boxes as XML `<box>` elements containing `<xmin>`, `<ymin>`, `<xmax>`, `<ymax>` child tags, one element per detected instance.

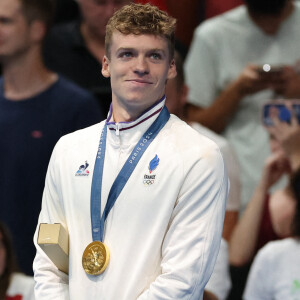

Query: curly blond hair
<box><xmin>105</xmin><ymin>3</ymin><xmax>176</xmax><ymax>61</ymax></box>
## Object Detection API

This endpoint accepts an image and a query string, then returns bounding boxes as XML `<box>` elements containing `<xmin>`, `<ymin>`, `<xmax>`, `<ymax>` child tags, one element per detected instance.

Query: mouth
<box><xmin>126</xmin><ymin>79</ymin><xmax>153</xmax><ymax>85</ymax></box>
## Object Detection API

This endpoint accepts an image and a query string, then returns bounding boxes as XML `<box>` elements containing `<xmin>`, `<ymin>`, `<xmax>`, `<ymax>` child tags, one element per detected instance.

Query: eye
<box><xmin>118</xmin><ymin>51</ymin><xmax>134</xmax><ymax>61</ymax></box>
<box><xmin>118</xmin><ymin>51</ymin><xmax>133</xmax><ymax>59</ymax></box>
<box><xmin>150</xmin><ymin>53</ymin><xmax>162</xmax><ymax>60</ymax></box>
<box><xmin>0</xmin><ymin>17</ymin><xmax>13</xmax><ymax>25</ymax></box>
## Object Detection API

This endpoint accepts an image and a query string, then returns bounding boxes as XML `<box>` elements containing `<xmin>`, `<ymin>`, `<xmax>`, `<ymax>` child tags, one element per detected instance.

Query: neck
<box><xmin>111</xmin><ymin>104</ymin><xmax>143</xmax><ymax>123</ymax></box>
<box><xmin>2</xmin><ymin>48</ymin><xmax>58</xmax><ymax>101</ymax></box>
<box><xmin>111</xmin><ymin>96</ymin><xmax>165</xmax><ymax>123</ymax></box>
<box><xmin>80</xmin><ymin>23</ymin><xmax>105</xmax><ymax>62</ymax></box>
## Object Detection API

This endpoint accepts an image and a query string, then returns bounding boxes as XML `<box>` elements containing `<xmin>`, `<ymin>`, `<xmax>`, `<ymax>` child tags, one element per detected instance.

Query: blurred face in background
<box><xmin>0</xmin><ymin>0</ymin><xmax>33</xmax><ymax>61</ymax></box>
<box><xmin>245</xmin><ymin>0</ymin><xmax>293</xmax><ymax>35</ymax></box>
<box><xmin>269</xmin><ymin>189</ymin><xmax>296</xmax><ymax>238</ymax></box>
<box><xmin>0</xmin><ymin>231</ymin><xmax>6</xmax><ymax>276</ymax></box>
<box><xmin>78</xmin><ymin>0</ymin><xmax>132</xmax><ymax>39</ymax></box>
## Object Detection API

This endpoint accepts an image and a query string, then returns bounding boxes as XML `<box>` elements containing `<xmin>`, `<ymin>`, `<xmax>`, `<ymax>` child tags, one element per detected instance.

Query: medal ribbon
<box><xmin>91</xmin><ymin>105</ymin><xmax>170</xmax><ymax>242</ymax></box>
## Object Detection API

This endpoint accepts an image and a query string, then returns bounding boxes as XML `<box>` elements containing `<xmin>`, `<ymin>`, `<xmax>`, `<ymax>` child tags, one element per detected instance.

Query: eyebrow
<box><xmin>116</xmin><ymin>47</ymin><xmax>166</xmax><ymax>55</ymax></box>
<box><xmin>116</xmin><ymin>47</ymin><xmax>134</xmax><ymax>52</ymax></box>
<box><xmin>0</xmin><ymin>9</ymin><xmax>20</xmax><ymax>20</ymax></box>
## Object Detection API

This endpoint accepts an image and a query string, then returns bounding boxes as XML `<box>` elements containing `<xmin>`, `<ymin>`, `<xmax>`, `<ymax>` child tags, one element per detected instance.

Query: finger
<box><xmin>267</xmin><ymin>126</ymin><xmax>281</xmax><ymax>143</ymax></box>
<box><xmin>271</xmin><ymin>114</ymin><xmax>283</xmax><ymax>129</ymax></box>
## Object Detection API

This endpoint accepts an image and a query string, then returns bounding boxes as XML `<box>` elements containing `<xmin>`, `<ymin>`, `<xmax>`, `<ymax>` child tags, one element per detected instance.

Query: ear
<box><xmin>29</xmin><ymin>20</ymin><xmax>46</xmax><ymax>43</ymax></box>
<box><xmin>102</xmin><ymin>55</ymin><xmax>111</xmax><ymax>78</ymax></box>
<box><xmin>167</xmin><ymin>59</ymin><xmax>177</xmax><ymax>80</ymax></box>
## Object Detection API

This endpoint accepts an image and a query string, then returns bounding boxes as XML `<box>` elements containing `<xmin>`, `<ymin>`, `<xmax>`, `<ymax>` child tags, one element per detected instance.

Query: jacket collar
<box><xmin>106</xmin><ymin>96</ymin><xmax>166</xmax><ymax>145</ymax></box>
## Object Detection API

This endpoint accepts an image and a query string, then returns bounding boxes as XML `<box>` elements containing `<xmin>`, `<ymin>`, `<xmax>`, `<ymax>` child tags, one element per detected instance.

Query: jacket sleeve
<box><xmin>137</xmin><ymin>144</ymin><xmax>229</xmax><ymax>300</ymax></box>
<box><xmin>205</xmin><ymin>239</ymin><xmax>231</xmax><ymax>300</ymax></box>
<box><xmin>33</xmin><ymin>140</ymin><xmax>70</xmax><ymax>300</ymax></box>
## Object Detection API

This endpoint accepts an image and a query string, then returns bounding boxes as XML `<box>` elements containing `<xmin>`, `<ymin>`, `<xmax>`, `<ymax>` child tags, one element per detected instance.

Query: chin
<box><xmin>124</xmin><ymin>93</ymin><xmax>149</xmax><ymax>104</ymax></box>
<box><xmin>274</xmin><ymin>226</ymin><xmax>291</xmax><ymax>238</ymax></box>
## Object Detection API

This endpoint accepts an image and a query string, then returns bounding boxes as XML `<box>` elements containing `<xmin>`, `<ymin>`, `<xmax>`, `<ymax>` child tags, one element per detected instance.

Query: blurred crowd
<box><xmin>1</xmin><ymin>0</ymin><xmax>300</xmax><ymax>299</ymax></box>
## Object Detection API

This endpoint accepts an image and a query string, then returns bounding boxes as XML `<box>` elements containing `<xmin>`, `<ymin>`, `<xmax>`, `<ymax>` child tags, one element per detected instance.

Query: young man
<box><xmin>33</xmin><ymin>4</ymin><xmax>228</xmax><ymax>299</ymax></box>
<box><xmin>0</xmin><ymin>0</ymin><xmax>103</xmax><ymax>275</ymax></box>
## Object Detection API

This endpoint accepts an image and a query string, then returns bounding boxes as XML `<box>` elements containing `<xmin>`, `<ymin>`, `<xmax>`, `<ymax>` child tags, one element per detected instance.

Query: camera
<box><xmin>257</xmin><ymin>64</ymin><xmax>284</xmax><ymax>77</ymax></box>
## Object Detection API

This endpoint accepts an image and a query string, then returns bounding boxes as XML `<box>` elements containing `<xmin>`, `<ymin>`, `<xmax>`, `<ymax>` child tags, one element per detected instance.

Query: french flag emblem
<box><xmin>148</xmin><ymin>155</ymin><xmax>159</xmax><ymax>174</ymax></box>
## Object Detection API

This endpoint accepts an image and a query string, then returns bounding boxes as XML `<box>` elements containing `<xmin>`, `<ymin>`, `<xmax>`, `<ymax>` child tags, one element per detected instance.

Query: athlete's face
<box><xmin>102</xmin><ymin>32</ymin><xmax>176</xmax><ymax>121</ymax></box>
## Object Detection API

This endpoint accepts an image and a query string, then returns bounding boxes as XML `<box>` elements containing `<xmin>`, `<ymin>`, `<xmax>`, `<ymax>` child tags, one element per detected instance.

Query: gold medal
<box><xmin>82</xmin><ymin>241</ymin><xmax>110</xmax><ymax>275</ymax></box>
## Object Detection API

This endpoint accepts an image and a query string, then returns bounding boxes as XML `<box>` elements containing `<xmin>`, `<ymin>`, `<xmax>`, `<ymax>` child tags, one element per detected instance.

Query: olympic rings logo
<box><xmin>143</xmin><ymin>179</ymin><xmax>154</xmax><ymax>185</ymax></box>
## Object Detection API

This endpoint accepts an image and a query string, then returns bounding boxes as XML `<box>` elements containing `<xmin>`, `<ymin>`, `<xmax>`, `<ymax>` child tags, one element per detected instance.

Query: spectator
<box><xmin>53</xmin><ymin>0</ymin><xmax>79</xmax><ymax>24</ymax></box>
<box><xmin>43</xmin><ymin>0</ymin><xmax>132</xmax><ymax>113</ymax></box>
<box><xmin>184</xmin><ymin>0</ymin><xmax>300</xmax><ymax>212</ymax></box>
<box><xmin>229</xmin><ymin>102</ymin><xmax>300</xmax><ymax>298</ymax></box>
<box><xmin>0</xmin><ymin>0</ymin><xmax>104</xmax><ymax>275</ymax></box>
<box><xmin>243</xmin><ymin>183</ymin><xmax>299</xmax><ymax>299</ymax></box>
<box><xmin>243</xmin><ymin>111</ymin><xmax>300</xmax><ymax>298</ymax></box>
<box><xmin>0</xmin><ymin>221</ymin><xmax>35</xmax><ymax>300</ymax></box>
<box><xmin>229</xmin><ymin>133</ymin><xmax>290</xmax><ymax>267</ymax></box>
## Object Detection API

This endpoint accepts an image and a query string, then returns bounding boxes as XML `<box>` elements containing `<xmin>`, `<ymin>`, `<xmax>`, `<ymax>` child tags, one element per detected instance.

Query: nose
<box><xmin>134</xmin><ymin>57</ymin><xmax>149</xmax><ymax>76</ymax></box>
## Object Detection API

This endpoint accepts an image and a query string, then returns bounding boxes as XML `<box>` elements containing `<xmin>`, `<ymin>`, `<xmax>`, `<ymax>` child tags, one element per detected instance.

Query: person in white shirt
<box><xmin>185</xmin><ymin>0</ymin><xmax>300</xmax><ymax>212</ymax></box>
<box><xmin>244</xmin><ymin>110</ymin><xmax>300</xmax><ymax>299</ymax></box>
<box><xmin>243</xmin><ymin>183</ymin><xmax>299</xmax><ymax>300</ymax></box>
<box><xmin>33</xmin><ymin>3</ymin><xmax>229</xmax><ymax>299</ymax></box>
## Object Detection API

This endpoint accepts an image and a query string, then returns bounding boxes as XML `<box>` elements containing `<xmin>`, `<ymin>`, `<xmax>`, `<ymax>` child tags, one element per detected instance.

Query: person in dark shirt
<box><xmin>53</xmin><ymin>0</ymin><xmax>79</xmax><ymax>24</ymax></box>
<box><xmin>43</xmin><ymin>0</ymin><xmax>132</xmax><ymax>113</ymax></box>
<box><xmin>0</xmin><ymin>0</ymin><xmax>104</xmax><ymax>275</ymax></box>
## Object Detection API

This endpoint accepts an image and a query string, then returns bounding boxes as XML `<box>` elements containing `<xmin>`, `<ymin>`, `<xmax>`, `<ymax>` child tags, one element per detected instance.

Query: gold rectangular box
<box><xmin>37</xmin><ymin>223</ymin><xmax>69</xmax><ymax>274</ymax></box>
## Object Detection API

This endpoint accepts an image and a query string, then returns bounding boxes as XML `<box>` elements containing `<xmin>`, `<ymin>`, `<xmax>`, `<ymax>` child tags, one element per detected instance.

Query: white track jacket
<box><xmin>33</xmin><ymin>100</ymin><xmax>228</xmax><ymax>300</ymax></box>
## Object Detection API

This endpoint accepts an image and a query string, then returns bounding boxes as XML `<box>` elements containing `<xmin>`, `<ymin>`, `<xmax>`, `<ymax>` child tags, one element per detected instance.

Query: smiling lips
<box><xmin>126</xmin><ymin>79</ymin><xmax>153</xmax><ymax>85</ymax></box>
